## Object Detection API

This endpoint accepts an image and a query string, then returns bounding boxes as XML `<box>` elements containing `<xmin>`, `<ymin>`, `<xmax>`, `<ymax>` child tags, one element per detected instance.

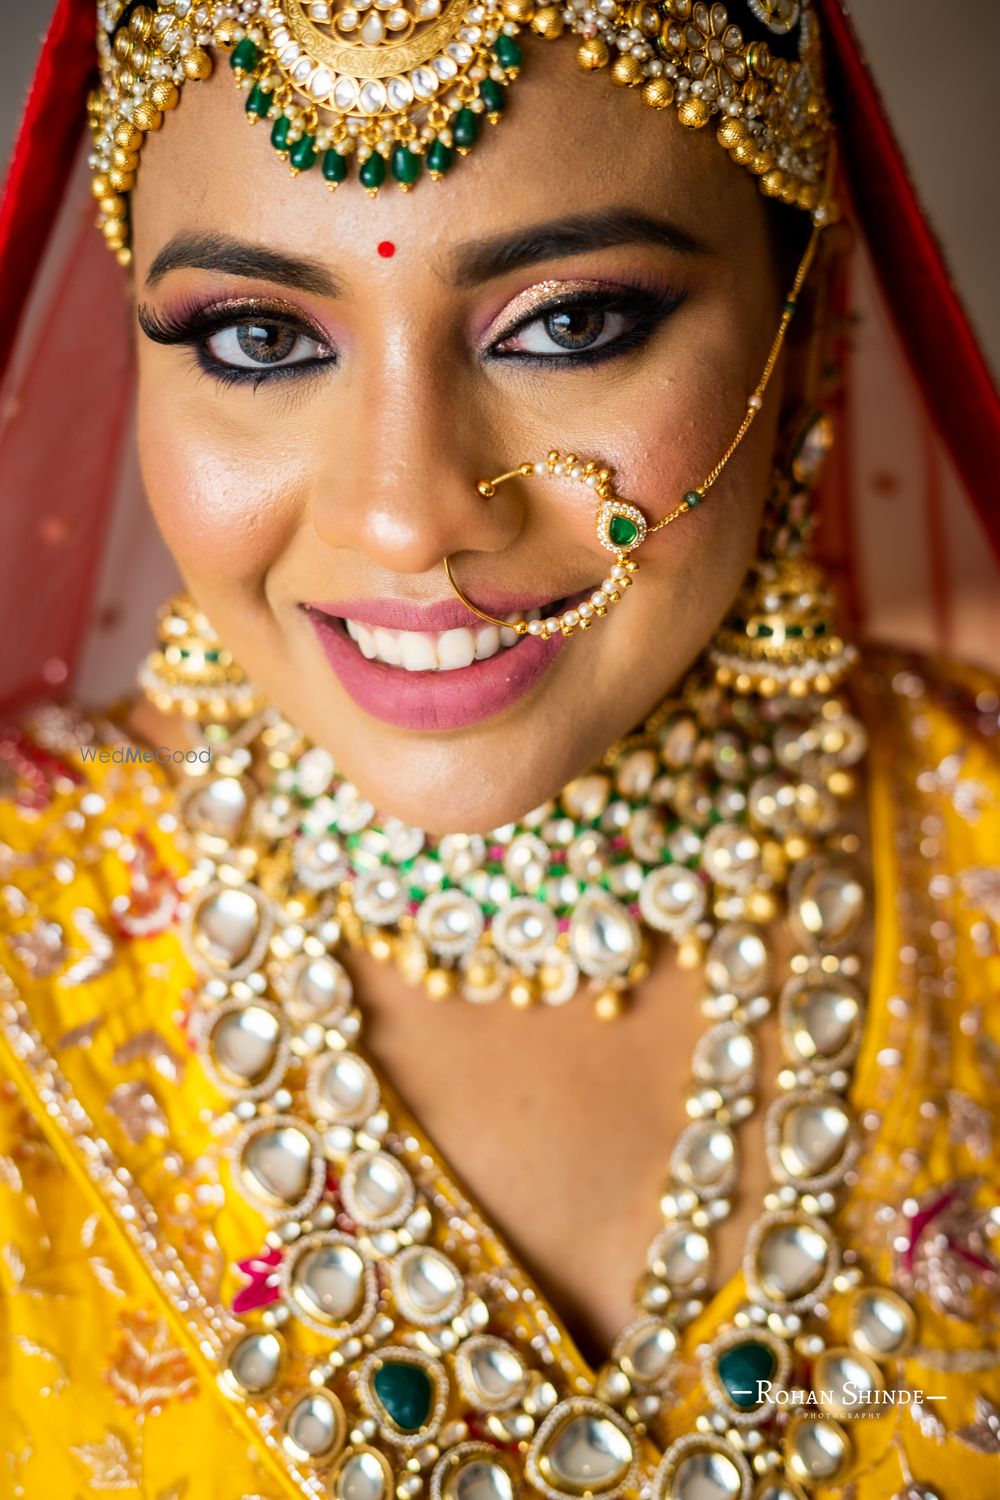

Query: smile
<box><xmin>302</xmin><ymin>591</ymin><xmax>587</xmax><ymax>732</ymax></box>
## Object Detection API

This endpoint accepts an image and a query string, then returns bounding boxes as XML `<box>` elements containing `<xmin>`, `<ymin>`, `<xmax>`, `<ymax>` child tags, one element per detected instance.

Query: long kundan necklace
<box><xmin>154</xmin><ymin>548</ymin><xmax>919</xmax><ymax>1500</ymax></box>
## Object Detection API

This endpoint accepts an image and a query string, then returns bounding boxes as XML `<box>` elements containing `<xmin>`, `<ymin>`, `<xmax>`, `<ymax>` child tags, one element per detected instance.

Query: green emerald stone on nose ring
<box><xmin>609</xmin><ymin>513</ymin><xmax>639</xmax><ymax>548</ymax></box>
<box><xmin>596</xmin><ymin>499</ymin><xmax>648</xmax><ymax>555</ymax></box>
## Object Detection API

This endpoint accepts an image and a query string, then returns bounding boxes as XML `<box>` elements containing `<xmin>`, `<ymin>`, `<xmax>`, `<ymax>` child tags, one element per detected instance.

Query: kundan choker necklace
<box><xmin>150</xmin><ymin>584</ymin><xmax>922</xmax><ymax>1500</ymax></box>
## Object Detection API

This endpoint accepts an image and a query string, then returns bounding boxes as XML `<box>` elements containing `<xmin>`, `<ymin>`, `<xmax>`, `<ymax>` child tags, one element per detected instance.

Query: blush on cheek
<box><xmin>138</xmin><ymin>405</ymin><xmax>304</xmax><ymax>581</ymax></box>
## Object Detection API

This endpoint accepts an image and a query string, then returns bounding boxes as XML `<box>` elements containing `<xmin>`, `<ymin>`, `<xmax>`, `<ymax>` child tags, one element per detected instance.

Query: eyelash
<box><xmin>136</xmin><ymin>284</ymin><xmax>684</xmax><ymax>389</ymax></box>
<box><xmin>136</xmin><ymin>301</ymin><xmax>337</xmax><ymax>390</ymax></box>
<box><xmin>490</xmin><ymin>286</ymin><xmax>684</xmax><ymax>369</ymax></box>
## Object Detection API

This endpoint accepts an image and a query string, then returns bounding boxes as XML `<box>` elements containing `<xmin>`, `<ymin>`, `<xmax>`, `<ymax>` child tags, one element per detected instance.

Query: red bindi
<box><xmin>377</xmin><ymin>240</ymin><xmax>396</xmax><ymax>258</ymax></box>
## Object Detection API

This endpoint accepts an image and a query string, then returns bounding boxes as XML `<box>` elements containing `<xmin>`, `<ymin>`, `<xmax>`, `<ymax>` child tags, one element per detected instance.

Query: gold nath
<box><xmin>92</xmin><ymin>0</ymin><xmax>832</xmax><ymax>262</ymax></box>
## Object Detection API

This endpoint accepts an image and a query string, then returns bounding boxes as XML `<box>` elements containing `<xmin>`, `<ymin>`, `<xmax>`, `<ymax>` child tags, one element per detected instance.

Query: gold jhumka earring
<box><xmin>443</xmin><ymin>221</ymin><xmax>823</xmax><ymax>638</ymax></box>
<box><xmin>709</xmin><ymin>410</ymin><xmax>858</xmax><ymax>698</ymax></box>
<box><xmin>138</xmin><ymin>595</ymin><xmax>266</xmax><ymax>723</ymax></box>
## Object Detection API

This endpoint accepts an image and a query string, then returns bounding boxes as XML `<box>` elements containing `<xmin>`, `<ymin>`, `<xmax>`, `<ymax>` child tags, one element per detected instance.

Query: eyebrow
<box><xmin>143</xmin><ymin>208</ymin><xmax>708</xmax><ymax>297</ymax></box>
<box><xmin>145</xmin><ymin>233</ymin><xmax>342</xmax><ymax>297</ymax></box>
<box><xmin>451</xmin><ymin>208</ymin><xmax>710</xmax><ymax>286</ymax></box>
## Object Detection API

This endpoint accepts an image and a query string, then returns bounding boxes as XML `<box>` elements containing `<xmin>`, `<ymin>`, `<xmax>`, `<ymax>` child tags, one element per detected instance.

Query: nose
<box><xmin>310</xmin><ymin>350</ymin><xmax>523</xmax><ymax>576</ymax></box>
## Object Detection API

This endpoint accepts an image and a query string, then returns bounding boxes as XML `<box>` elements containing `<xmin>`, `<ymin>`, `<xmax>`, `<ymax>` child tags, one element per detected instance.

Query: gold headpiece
<box><xmin>92</xmin><ymin>0</ymin><xmax>831</xmax><ymax>262</ymax></box>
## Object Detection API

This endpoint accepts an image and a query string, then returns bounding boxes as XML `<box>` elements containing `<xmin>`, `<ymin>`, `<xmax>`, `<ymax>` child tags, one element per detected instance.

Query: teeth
<box><xmin>438</xmin><ymin>628</ymin><xmax>476</xmax><ymax>670</ymax></box>
<box><xmin>474</xmin><ymin>625</ymin><xmax>499</xmax><ymax>659</ymax></box>
<box><xmin>372</xmin><ymin>626</ymin><xmax>402</xmax><ymax>666</ymax></box>
<box><xmin>341</xmin><ymin>608</ymin><xmax>546</xmax><ymax>671</ymax></box>
<box><xmin>400</xmin><ymin>632</ymin><xmax>438</xmax><ymax>672</ymax></box>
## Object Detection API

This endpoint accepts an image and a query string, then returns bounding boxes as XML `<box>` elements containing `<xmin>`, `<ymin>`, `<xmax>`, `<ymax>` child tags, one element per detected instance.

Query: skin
<box><xmin>127</xmin><ymin>47</ymin><xmax>845</xmax><ymax>1364</ymax></box>
<box><xmin>130</xmin><ymin>47</ymin><xmax>796</xmax><ymax>834</ymax></box>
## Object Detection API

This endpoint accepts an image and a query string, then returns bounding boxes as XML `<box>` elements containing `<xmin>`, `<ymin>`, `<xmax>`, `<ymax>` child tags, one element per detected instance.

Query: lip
<box><xmin>303</xmin><ymin>598</ymin><xmax>572</xmax><ymax>732</ymax></box>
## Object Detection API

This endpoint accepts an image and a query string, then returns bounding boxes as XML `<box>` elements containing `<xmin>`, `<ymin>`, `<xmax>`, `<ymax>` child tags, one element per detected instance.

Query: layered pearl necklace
<box><xmin>169</xmin><ymin>654</ymin><xmax>918</xmax><ymax>1500</ymax></box>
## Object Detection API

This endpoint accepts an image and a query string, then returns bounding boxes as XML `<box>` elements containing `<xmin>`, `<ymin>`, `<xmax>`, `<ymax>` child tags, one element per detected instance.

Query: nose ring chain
<box><xmin>444</xmin><ymin>219</ymin><xmax>824</xmax><ymax>641</ymax></box>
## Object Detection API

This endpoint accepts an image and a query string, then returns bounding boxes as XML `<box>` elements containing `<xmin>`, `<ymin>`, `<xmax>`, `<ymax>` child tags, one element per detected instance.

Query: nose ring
<box><xmin>442</xmin><ymin>450</ymin><xmax>687</xmax><ymax>641</ymax></box>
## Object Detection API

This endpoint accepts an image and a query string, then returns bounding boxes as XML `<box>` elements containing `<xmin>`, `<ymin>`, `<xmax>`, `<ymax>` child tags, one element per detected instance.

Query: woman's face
<box><xmin>131</xmin><ymin>47</ymin><xmax>789</xmax><ymax>832</ymax></box>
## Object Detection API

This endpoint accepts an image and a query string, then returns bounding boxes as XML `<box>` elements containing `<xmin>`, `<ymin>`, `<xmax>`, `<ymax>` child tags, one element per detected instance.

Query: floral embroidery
<box><xmin>10</xmin><ymin>1333</ymin><xmax>68</xmax><ymax>1396</ymax></box>
<box><xmin>106</xmin><ymin>1308</ymin><xmax>197</xmax><ymax>1412</ymax></box>
<box><xmin>947</xmin><ymin>1090</ymin><xmax>995</xmax><ymax>1162</ymax></box>
<box><xmin>111</xmin><ymin>830</ymin><xmax>181</xmax><ymax>939</ymax></box>
<box><xmin>71</xmin><ymin>1429</ymin><xmax>141</xmax><ymax>1490</ymax></box>
<box><xmin>0</xmin><ymin>723</ymin><xmax>82</xmax><ymax>811</ymax></box>
<box><xmin>112</xmin><ymin>1028</ymin><xmax>185</xmax><ymax>1083</ymax></box>
<box><xmin>7</xmin><ymin>917</ymin><xmax>66</xmax><ymax>976</ymax></box>
<box><xmin>59</xmin><ymin>907</ymin><xmax>115</xmax><ymax>985</ymax></box>
<box><xmin>959</xmin><ymin>865</ymin><xmax>1000</xmax><ymax>925</ymax></box>
<box><xmin>917</xmin><ymin>750</ymin><xmax>995</xmax><ymax>823</ymax></box>
<box><xmin>955</xmin><ymin>1396</ymin><xmax>1000</xmax><ymax>1455</ymax></box>
<box><xmin>893</xmin><ymin>1178</ymin><xmax>1000</xmax><ymax>1320</ymax></box>
<box><xmin>56</xmin><ymin>1015</ymin><xmax>106</xmax><ymax>1050</ymax></box>
<box><xmin>106</xmin><ymin>1080</ymin><xmax>169</xmax><ymax>1143</ymax></box>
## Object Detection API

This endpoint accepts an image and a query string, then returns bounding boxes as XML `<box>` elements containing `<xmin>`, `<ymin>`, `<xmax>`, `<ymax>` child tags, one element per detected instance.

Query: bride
<box><xmin>0</xmin><ymin>1</ymin><xmax>998</xmax><ymax>1496</ymax></box>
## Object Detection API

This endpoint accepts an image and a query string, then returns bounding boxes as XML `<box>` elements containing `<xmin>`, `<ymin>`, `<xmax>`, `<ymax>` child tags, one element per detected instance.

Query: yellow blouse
<box><xmin>0</xmin><ymin>646</ymin><xmax>998</xmax><ymax>1500</ymax></box>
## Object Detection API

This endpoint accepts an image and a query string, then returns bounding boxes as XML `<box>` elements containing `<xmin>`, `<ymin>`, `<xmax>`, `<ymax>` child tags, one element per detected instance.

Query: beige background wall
<box><xmin>3</xmin><ymin>2</ymin><xmax>998</xmax><ymax>374</ymax></box>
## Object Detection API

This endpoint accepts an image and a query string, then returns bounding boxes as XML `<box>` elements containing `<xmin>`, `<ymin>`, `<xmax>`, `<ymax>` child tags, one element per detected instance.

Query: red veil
<box><xmin>1</xmin><ymin>0</ymin><xmax>998</xmax><ymax>713</ymax></box>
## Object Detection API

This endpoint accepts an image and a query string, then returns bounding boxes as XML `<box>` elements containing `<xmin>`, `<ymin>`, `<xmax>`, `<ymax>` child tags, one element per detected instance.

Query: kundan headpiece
<box><xmin>92</xmin><ymin>0</ymin><xmax>831</xmax><ymax>262</ymax></box>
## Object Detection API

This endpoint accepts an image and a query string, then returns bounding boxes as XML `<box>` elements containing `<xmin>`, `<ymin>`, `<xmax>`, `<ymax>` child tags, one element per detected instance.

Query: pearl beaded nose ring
<box><xmin>444</xmin><ymin>452</ymin><xmax>653</xmax><ymax>640</ymax></box>
<box><xmin>443</xmin><ymin>221</ymin><xmax>825</xmax><ymax>641</ymax></box>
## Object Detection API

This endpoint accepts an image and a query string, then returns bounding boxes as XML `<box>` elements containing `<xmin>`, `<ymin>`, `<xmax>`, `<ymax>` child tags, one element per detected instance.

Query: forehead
<box><xmin>131</xmin><ymin>40</ymin><xmax>765</xmax><ymax>275</ymax></box>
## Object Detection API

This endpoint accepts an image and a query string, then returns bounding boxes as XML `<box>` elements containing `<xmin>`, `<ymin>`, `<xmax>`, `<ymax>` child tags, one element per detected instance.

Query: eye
<box><xmin>503</xmin><ymin>305</ymin><xmax>632</xmax><ymax>356</ymax></box>
<box><xmin>489</xmin><ymin>287</ymin><xmax>682</xmax><ymax>366</ymax></box>
<box><xmin>202</xmin><ymin>319</ymin><xmax>331</xmax><ymax>369</ymax></box>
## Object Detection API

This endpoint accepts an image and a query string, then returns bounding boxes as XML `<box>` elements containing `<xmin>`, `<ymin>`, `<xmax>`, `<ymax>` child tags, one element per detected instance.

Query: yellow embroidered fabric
<box><xmin>0</xmin><ymin>646</ymin><xmax>999</xmax><ymax>1500</ymax></box>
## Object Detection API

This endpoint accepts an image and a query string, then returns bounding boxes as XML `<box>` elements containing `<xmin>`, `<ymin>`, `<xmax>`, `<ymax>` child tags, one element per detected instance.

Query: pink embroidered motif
<box><xmin>112</xmin><ymin>830</ymin><xmax>180</xmax><ymax>939</ymax></box>
<box><xmin>232</xmin><ymin>1245</ymin><xmax>284</xmax><ymax>1315</ymax></box>
<box><xmin>0</xmin><ymin>725</ymin><xmax>82</xmax><ymax>811</ymax></box>
<box><xmin>894</xmin><ymin>1178</ymin><xmax>1000</xmax><ymax>1320</ymax></box>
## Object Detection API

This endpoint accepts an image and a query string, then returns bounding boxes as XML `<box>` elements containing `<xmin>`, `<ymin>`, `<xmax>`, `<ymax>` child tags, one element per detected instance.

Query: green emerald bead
<box><xmin>372</xmin><ymin>1361</ymin><xmax>433</xmax><ymax>1432</ymax></box>
<box><xmin>479</xmin><ymin>78</ymin><xmax>505</xmax><ymax>114</ymax></box>
<box><xmin>426</xmin><ymin>139</ymin><xmax>453</xmax><ymax>176</ymax></box>
<box><xmin>493</xmin><ymin>34</ymin><xmax>522</xmax><ymax>69</ymax></box>
<box><xmin>716</xmin><ymin>1340</ymin><xmax>777</xmax><ymax>1410</ymax></box>
<box><xmin>245</xmin><ymin>84</ymin><xmax>273</xmax><ymax>118</ymax></box>
<box><xmin>230</xmin><ymin>37</ymin><xmax>261</xmax><ymax>72</ymax></box>
<box><xmin>322</xmin><ymin>148</ymin><xmax>348</xmax><ymax>184</ymax></box>
<box><xmin>290</xmin><ymin>134</ymin><xmax>317</xmax><ymax>172</ymax></box>
<box><xmin>608</xmin><ymin>513</ymin><xmax>639</xmax><ymax>548</ymax></box>
<box><xmin>683</xmin><ymin>489</ymin><xmax>703</xmax><ymax>507</ymax></box>
<box><xmin>270</xmin><ymin>115</ymin><xmax>291</xmax><ymax>153</ymax></box>
<box><xmin>453</xmin><ymin>108</ymin><xmax>478</xmax><ymax>151</ymax></box>
<box><xmin>359</xmin><ymin>153</ymin><xmax>387</xmax><ymax>190</ymax></box>
<box><xmin>391</xmin><ymin>145</ymin><xmax>421</xmax><ymax>186</ymax></box>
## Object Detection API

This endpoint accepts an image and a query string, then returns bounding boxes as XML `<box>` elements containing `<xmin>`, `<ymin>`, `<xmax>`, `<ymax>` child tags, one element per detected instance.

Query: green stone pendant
<box><xmin>359</xmin><ymin>153</ymin><xmax>387</xmax><ymax>193</ymax></box>
<box><xmin>289</xmin><ymin>135</ymin><xmax>317</xmax><ymax>173</ymax></box>
<box><xmin>705</xmin><ymin>1330</ymin><xmax>789</xmax><ymax>1424</ymax></box>
<box><xmin>371</xmin><ymin>1359</ymin><xmax>435</xmax><ymax>1432</ymax></box>
<box><xmin>716</xmin><ymin>1340</ymin><xmax>776</xmax><ymax>1409</ymax></box>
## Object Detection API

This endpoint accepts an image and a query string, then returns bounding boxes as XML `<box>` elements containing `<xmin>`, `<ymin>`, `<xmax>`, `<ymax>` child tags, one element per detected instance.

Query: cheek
<box><xmin>136</xmin><ymin>360</ymin><xmax>310</xmax><ymax>581</ymax></box>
